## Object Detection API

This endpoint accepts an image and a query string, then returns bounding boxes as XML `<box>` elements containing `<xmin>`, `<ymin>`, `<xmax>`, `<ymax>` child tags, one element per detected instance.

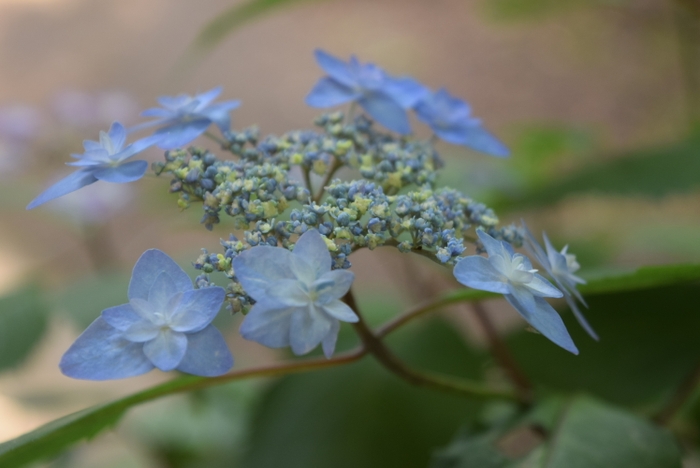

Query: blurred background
<box><xmin>1</xmin><ymin>0</ymin><xmax>700</xmax><ymax>466</ymax></box>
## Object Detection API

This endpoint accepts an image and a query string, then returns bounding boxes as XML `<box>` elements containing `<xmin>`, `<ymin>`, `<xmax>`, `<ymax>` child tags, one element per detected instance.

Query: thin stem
<box><xmin>344</xmin><ymin>102</ymin><xmax>357</xmax><ymax>125</ymax></box>
<box><xmin>471</xmin><ymin>302</ymin><xmax>533</xmax><ymax>404</ymax></box>
<box><xmin>312</xmin><ymin>158</ymin><xmax>342</xmax><ymax>203</ymax></box>
<box><xmin>344</xmin><ymin>290</ymin><xmax>519</xmax><ymax>401</ymax></box>
<box><xmin>204</xmin><ymin>131</ymin><xmax>230</xmax><ymax>149</ymax></box>
<box><xmin>302</xmin><ymin>168</ymin><xmax>313</xmax><ymax>194</ymax></box>
<box><xmin>654</xmin><ymin>360</ymin><xmax>700</xmax><ymax>425</ymax></box>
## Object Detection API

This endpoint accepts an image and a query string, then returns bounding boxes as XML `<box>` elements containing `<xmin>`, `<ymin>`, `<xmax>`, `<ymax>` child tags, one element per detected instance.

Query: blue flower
<box><xmin>27</xmin><ymin>122</ymin><xmax>158</xmax><ymax>209</ymax></box>
<box><xmin>305</xmin><ymin>49</ymin><xmax>428</xmax><ymax>135</ymax></box>
<box><xmin>135</xmin><ymin>87</ymin><xmax>240</xmax><ymax>149</ymax></box>
<box><xmin>414</xmin><ymin>88</ymin><xmax>510</xmax><ymax>157</ymax></box>
<box><xmin>453</xmin><ymin>230</ymin><xmax>577</xmax><ymax>354</ymax></box>
<box><xmin>521</xmin><ymin>222</ymin><xmax>597</xmax><ymax>340</ymax></box>
<box><xmin>232</xmin><ymin>229</ymin><xmax>357</xmax><ymax>357</ymax></box>
<box><xmin>60</xmin><ymin>249</ymin><xmax>233</xmax><ymax>380</ymax></box>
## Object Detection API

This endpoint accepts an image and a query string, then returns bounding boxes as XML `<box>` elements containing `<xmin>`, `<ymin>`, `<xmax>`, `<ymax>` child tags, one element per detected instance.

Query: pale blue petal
<box><xmin>59</xmin><ymin>317</ymin><xmax>154</xmax><ymax>380</ymax></box>
<box><xmin>147</xmin><ymin>271</ymin><xmax>180</xmax><ymax>311</ymax></box>
<box><xmin>232</xmin><ymin>246</ymin><xmax>296</xmax><ymax>300</ymax></box>
<box><xmin>126</xmin><ymin>133</ymin><xmax>164</xmax><ymax>155</ymax></box>
<box><xmin>526</xmin><ymin>274</ymin><xmax>563</xmax><ymax>298</ymax></box>
<box><xmin>476</xmin><ymin>230</ymin><xmax>506</xmax><ymax>259</ymax></box>
<box><xmin>566</xmin><ymin>294</ymin><xmax>599</xmax><ymax>341</ymax></box>
<box><xmin>314</xmin><ymin>270</ymin><xmax>355</xmax><ymax>304</ymax></box>
<box><xmin>83</xmin><ymin>140</ymin><xmax>103</xmax><ymax>152</ymax></box>
<box><xmin>143</xmin><ymin>329</ymin><xmax>188</xmax><ymax>371</ymax></box>
<box><xmin>26</xmin><ymin>169</ymin><xmax>98</xmax><ymax>209</ymax></box>
<box><xmin>195</xmin><ymin>87</ymin><xmax>223</xmax><ymax>107</ymax></box>
<box><xmin>176</xmin><ymin>325</ymin><xmax>233</xmax><ymax>376</ymax></box>
<box><xmin>265</xmin><ymin>279</ymin><xmax>309</xmax><ymax>307</ymax></box>
<box><xmin>239</xmin><ymin>299</ymin><xmax>296</xmax><ymax>348</ymax></box>
<box><xmin>358</xmin><ymin>92</ymin><xmax>411</xmax><ymax>134</ymax></box>
<box><xmin>169</xmin><ymin>287</ymin><xmax>225</xmax><ymax>333</ymax></box>
<box><xmin>314</xmin><ymin>49</ymin><xmax>356</xmax><ymax>87</ymax></box>
<box><xmin>107</xmin><ymin>122</ymin><xmax>127</xmax><ymax>151</ymax></box>
<box><xmin>141</xmin><ymin>108</ymin><xmax>173</xmax><ymax>118</ymax></box>
<box><xmin>305</xmin><ymin>78</ymin><xmax>359</xmax><ymax>108</ymax></box>
<box><xmin>128</xmin><ymin>249</ymin><xmax>192</xmax><ymax>301</ymax></box>
<box><xmin>321</xmin><ymin>319</ymin><xmax>340</xmax><ymax>358</ymax></box>
<box><xmin>453</xmin><ymin>256</ymin><xmax>510</xmax><ymax>294</ymax></box>
<box><xmin>202</xmin><ymin>100</ymin><xmax>240</xmax><ymax>132</ymax></box>
<box><xmin>289</xmin><ymin>254</ymin><xmax>317</xmax><ymax>285</ymax></box>
<box><xmin>101</xmin><ymin>303</ymin><xmax>142</xmax><ymax>331</ymax></box>
<box><xmin>508</xmin><ymin>284</ymin><xmax>537</xmax><ymax>315</ymax></box>
<box><xmin>292</xmin><ymin>229</ymin><xmax>332</xmax><ymax>278</ymax></box>
<box><xmin>157</xmin><ymin>94</ymin><xmax>192</xmax><ymax>110</ymax></box>
<box><xmin>521</xmin><ymin>222</ymin><xmax>551</xmax><ymax>271</ymax></box>
<box><xmin>321</xmin><ymin>300</ymin><xmax>358</xmax><ymax>322</ymax></box>
<box><xmin>384</xmin><ymin>76</ymin><xmax>430</xmax><ymax>108</ymax></box>
<box><xmin>454</xmin><ymin>125</ymin><xmax>510</xmax><ymax>158</ymax></box>
<box><xmin>93</xmin><ymin>160</ymin><xmax>148</xmax><ymax>183</ymax></box>
<box><xmin>155</xmin><ymin>119</ymin><xmax>211</xmax><ymax>149</ymax></box>
<box><xmin>289</xmin><ymin>305</ymin><xmax>332</xmax><ymax>355</ymax></box>
<box><xmin>505</xmin><ymin>295</ymin><xmax>578</xmax><ymax>354</ymax></box>
<box><xmin>123</xmin><ymin>320</ymin><xmax>160</xmax><ymax>342</ymax></box>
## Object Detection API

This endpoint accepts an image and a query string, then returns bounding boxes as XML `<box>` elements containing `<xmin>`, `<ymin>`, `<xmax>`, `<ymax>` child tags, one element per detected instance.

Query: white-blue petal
<box><xmin>505</xmin><ymin>295</ymin><xmax>578</xmax><ymax>355</ymax></box>
<box><xmin>128</xmin><ymin>249</ymin><xmax>193</xmax><ymax>301</ymax></box>
<box><xmin>123</xmin><ymin>320</ymin><xmax>160</xmax><ymax>343</ymax></box>
<box><xmin>59</xmin><ymin>317</ymin><xmax>154</xmax><ymax>380</ymax></box>
<box><xmin>292</xmin><ymin>229</ymin><xmax>332</xmax><ymax>279</ymax></box>
<box><xmin>107</xmin><ymin>122</ymin><xmax>127</xmax><ymax>151</ymax></box>
<box><xmin>239</xmin><ymin>299</ymin><xmax>296</xmax><ymax>348</ymax></box>
<box><xmin>155</xmin><ymin>119</ymin><xmax>212</xmax><ymax>149</ymax></box>
<box><xmin>289</xmin><ymin>305</ymin><xmax>333</xmax><ymax>356</ymax></box>
<box><xmin>202</xmin><ymin>100</ymin><xmax>240</xmax><ymax>132</ymax></box>
<box><xmin>232</xmin><ymin>246</ymin><xmax>296</xmax><ymax>300</ymax></box>
<box><xmin>321</xmin><ymin>299</ymin><xmax>358</xmax><ymax>322</ymax></box>
<box><xmin>358</xmin><ymin>92</ymin><xmax>411</xmax><ymax>134</ymax></box>
<box><xmin>314</xmin><ymin>270</ymin><xmax>355</xmax><ymax>304</ymax></box>
<box><xmin>169</xmin><ymin>287</ymin><xmax>225</xmax><ymax>333</ymax></box>
<box><xmin>176</xmin><ymin>325</ymin><xmax>233</xmax><ymax>376</ymax></box>
<box><xmin>453</xmin><ymin>256</ymin><xmax>510</xmax><ymax>294</ymax></box>
<box><xmin>508</xmin><ymin>284</ymin><xmax>537</xmax><ymax>315</ymax></box>
<box><xmin>143</xmin><ymin>329</ymin><xmax>188</xmax><ymax>371</ymax></box>
<box><xmin>565</xmin><ymin>294</ymin><xmax>599</xmax><ymax>341</ymax></box>
<box><xmin>265</xmin><ymin>279</ymin><xmax>309</xmax><ymax>307</ymax></box>
<box><xmin>194</xmin><ymin>87</ymin><xmax>223</xmax><ymax>108</ymax></box>
<box><xmin>321</xmin><ymin>319</ymin><xmax>341</xmax><ymax>358</ymax></box>
<box><xmin>476</xmin><ymin>230</ymin><xmax>505</xmax><ymax>259</ymax></box>
<box><xmin>93</xmin><ymin>160</ymin><xmax>148</xmax><ymax>183</ymax></box>
<box><xmin>102</xmin><ymin>303</ymin><xmax>142</xmax><ymax>331</ymax></box>
<box><xmin>526</xmin><ymin>274</ymin><xmax>563</xmax><ymax>298</ymax></box>
<box><xmin>384</xmin><ymin>76</ymin><xmax>430</xmax><ymax>108</ymax></box>
<box><xmin>314</xmin><ymin>49</ymin><xmax>356</xmax><ymax>87</ymax></box>
<box><xmin>455</xmin><ymin>125</ymin><xmax>510</xmax><ymax>158</ymax></box>
<box><xmin>26</xmin><ymin>169</ymin><xmax>98</xmax><ymax>210</ymax></box>
<box><xmin>305</xmin><ymin>78</ymin><xmax>359</xmax><ymax>108</ymax></box>
<box><xmin>147</xmin><ymin>271</ymin><xmax>180</xmax><ymax>312</ymax></box>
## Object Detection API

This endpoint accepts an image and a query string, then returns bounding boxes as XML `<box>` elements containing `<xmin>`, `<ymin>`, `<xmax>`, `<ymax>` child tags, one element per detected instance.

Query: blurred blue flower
<box><xmin>233</xmin><ymin>229</ymin><xmax>357</xmax><ymax>357</ymax></box>
<box><xmin>306</xmin><ymin>49</ymin><xmax>428</xmax><ymax>134</ymax></box>
<box><xmin>60</xmin><ymin>249</ymin><xmax>233</xmax><ymax>380</ymax></box>
<box><xmin>27</xmin><ymin>122</ymin><xmax>158</xmax><ymax>209</ymax></box>
<box><xmin>414</xmin><ymin>88</ymin><xmax>510</xmax><ymax>157</ymax></box>
<box><xmin>522</xmin><ymin>222</ymin><xmax>597</xmax><ymax>340</ymax></box>
<box><xmin>134</xmin><ymin>87</ymin><xmax>240</xmax><ymax>149</ymax></box>
<box><xmin>453</xmin><ymin>230</ymin><xmax>577</xmax><ymax>354</ymax></box>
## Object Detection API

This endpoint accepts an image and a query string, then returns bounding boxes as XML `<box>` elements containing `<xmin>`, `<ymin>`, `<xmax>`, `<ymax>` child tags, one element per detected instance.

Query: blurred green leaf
<box><xmin>191</xmin><ymin>0</ymin><xmax>326</xmax><ymax>54</ymax></box>
<box><xmin>242</xmin><ymin>319</ymin><xmax>488</xmax><ymax>468</ymax></box>
<box><xmin>508</xmin><ymin>284</ymin><xmax>700</xmax><ymax>405</ymax></box>
<box><xmin>497</xmin><ymin>138</ymin><xmax>700</xmax><ymax>210</ymax></box>
<box><xmin>482</xmin><ymin>0</ymin><xmax>628</xmax><ymax>21</ymax></box>
<box><xmin>54</xmin><ymin>273</ymin><xmax>130</xmax><ymax>328</ymax></box>
<box><xmin>433</xmin><ymin>396</ymin><xmax>681</xmax><ymax>467</ymax></box>
<box><xmin>0</xmin><ymin>285</ymin><xmax>48</xmax><ymax>372</ymax></box>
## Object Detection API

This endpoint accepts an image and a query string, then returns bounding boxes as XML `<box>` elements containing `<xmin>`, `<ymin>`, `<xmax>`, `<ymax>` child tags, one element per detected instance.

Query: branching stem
<box><xmin>654</xmin><ymin>360</ymin><xmax>700</xmax><ymax>425</ymax></box>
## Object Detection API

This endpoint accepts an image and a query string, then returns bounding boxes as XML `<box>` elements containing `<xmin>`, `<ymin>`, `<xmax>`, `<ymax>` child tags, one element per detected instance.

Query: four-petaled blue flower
<box><xmin>306</xmin><ymin>49</ymin><xmax>428</xmax><ymax>135</ymax></box>
<box><xmin>135</xmin><ymin>87</ymin><xmax>240</xmax><ymax>149</ymax></box>
<box><xmin>522</xmin><ymin>222</ymin><xmax>597</xmax><ymax>340</ymax></box>
<box><xmin>232</xmin><ymin>229</ymin><xmax>358</xmax><ymax>358</ymax></box>
<box><xmin>27</xmin><ymin>122</ymin><xmax>158</xmax><ymax>209</ymax></box>
<box><xmin>414</xmin><ymin>88</ymin><xmax>510</xmax><ymax>157</ymax></box>
<box><xmin>60</xmin><ymin>249</ymin><xmax>233</xmax><ymax>380</ymax></box>
<box><xmin>453</xmin><ymin>230</ymin><xmax>577</xmax><ymax>354</ymax></box>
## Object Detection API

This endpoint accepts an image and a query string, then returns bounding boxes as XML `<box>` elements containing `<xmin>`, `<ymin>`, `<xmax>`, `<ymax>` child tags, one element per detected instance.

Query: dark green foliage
<box><xmin>0</xmin><ymin>285</ymin><xmax>48</xmax><ymax>371</ymax></box>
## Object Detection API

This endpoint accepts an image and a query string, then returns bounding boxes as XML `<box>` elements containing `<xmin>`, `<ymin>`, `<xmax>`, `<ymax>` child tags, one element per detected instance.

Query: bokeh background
<box><xmin>1</xmin><ymin>0</ymin><xmax>700</xmax><ymax>466</ymax></box>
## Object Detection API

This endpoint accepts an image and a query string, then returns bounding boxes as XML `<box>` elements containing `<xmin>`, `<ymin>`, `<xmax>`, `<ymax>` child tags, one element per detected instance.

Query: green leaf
<box><xmin>0</xmin><ymin>285</ymin><xmax>48</xmax><ymax>372</ymax></box>
<box><xmin>242</xmin><ymin>319</ymin><xmax>488</xmax><ymax>468</ymax></box>
<box><xmin>191</xmin><ymin>0</ymin><xmax>326</xmax><ymax>54</ymax></box>
<box><xmin>434</xmin><ymin>396</ymin><xmax>682</xmax><ymax>468</ymax></box>
<box><xmin>497</xmin><ymin>137</ymin><xmax>700</xmax><ymax>209</ymax></box>
<box><xmin>54</xmin><ymin>273</ymin><xmax>130</xmax><ymax>328</ymax></box>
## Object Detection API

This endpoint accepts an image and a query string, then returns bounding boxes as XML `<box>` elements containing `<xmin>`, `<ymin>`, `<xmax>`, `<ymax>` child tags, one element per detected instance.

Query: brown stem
<box><xmin>312</xmin><ymin>158</ymin><xmax>342</xmax><ymax>203</ymax></box>
<box><xmin>654</xmin><ymin>361</ymin><xmax>700</xmax><ymax>425</ymax></box>
<box><xmin>344</xmin><ymin>290</ymin><xmax>518</xmax><ymax>401</ymax></box>
<box><xmin>471</xmin><ymin>301</ymin><xmax>533</xmax><ymax>404</ymax></box>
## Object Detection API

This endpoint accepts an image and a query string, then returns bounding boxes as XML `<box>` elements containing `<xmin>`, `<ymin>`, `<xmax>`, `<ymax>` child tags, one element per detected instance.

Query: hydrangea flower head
<box><xmin>60</xmin><ymin>249</ymin><xmax>233</xmax><ymax>380</ymax></box>
<box><xmin>136</xmin><ymin>87</ymin><xmax>240</xmax><ymax>149</ymax></box>
<box><xmin>414</xmin><ymin>88</ymin><xmax>510</xmax><ymax>157</ymax></box>
<box><xmin>453</xmin><ymin>230</ymin><xmax>577</xmax><ymax>354</ymax></box>
<box><xmin>522</xmin><ymin>223</ymin><xmax>597</xmax><ymax>340</ymax></box>
<box><xmin>306</xmin><ymin>49</ymin><xmax>428</xmax><ymax>134</ymax></box>
<box><xmin>232</xmin><ymin>229</ymin><xmax>358</xmax><ymax>358</ymax></box>
<box><xmin>27</xmin><ymin>122</ymin><xmax>157</xmax><ymax>209</ymax></box>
